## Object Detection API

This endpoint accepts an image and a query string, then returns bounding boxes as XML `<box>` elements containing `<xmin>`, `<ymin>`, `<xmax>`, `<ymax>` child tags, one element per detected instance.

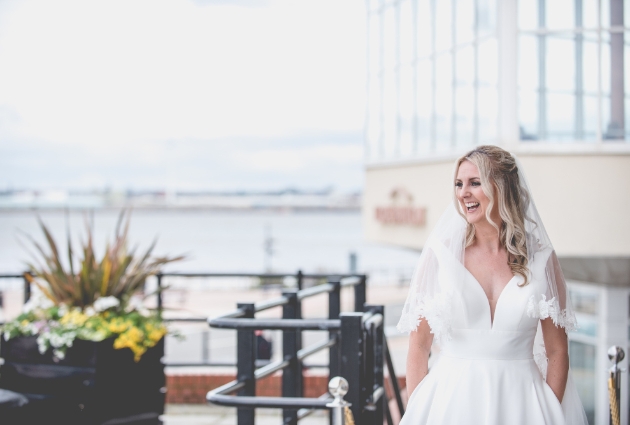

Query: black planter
<box><xmin>0</xmin><ymin>335</ymin><xmax>165</xmax><ymax>425</ymax></box>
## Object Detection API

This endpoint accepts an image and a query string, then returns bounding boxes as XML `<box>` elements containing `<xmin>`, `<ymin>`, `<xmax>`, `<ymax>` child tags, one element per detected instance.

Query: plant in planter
<box><xmin>0</xmin><ymin>212</ymin><xmax>182</xmax><ymax>424</ymax></box>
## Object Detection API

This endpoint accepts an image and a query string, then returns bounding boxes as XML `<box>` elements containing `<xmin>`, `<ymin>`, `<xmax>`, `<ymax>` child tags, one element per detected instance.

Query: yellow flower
<box><xmin>60</xmin><ymin>310</ymin><xmax>88</xmax><ymax>327</ymax></box>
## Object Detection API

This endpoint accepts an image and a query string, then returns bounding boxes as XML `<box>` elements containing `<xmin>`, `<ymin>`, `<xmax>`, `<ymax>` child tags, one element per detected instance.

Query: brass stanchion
<box><xmin>608</xmin><ymin>346</ymin><xmax>625</xmax><ymax>425</ymax></box>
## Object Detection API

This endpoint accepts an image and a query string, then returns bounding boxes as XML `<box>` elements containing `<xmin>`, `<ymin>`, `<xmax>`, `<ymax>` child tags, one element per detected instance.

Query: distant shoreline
<box><xmin>0</xmin><ymin>206</ymin><xmax>361</xmax><ymax>213</ymax></box>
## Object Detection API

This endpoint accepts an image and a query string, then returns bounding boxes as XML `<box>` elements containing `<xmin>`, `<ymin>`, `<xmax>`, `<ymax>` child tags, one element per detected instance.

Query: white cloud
<box><xmin>0</xmin><ymin>0</ymin><xmax>367</xmax><ymax>191</ymax></box>
<box><xmin>235</xmin><ymin>144</ymin><xmax>363</xmax><ymax>172</ymax></box>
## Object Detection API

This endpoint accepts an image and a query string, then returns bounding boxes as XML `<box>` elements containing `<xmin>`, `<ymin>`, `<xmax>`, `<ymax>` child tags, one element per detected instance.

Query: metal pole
<box><xmin>23</xmin><ymin>272</ymin><xmax>31</xmax><ymax>304</ymax></box>
<box><xmin>156</xmin><ymin>273</ymin><xmax>163</xmax><ymax>316</ymax></box>
<box><xmin>328</xmin><ymin>277</ymin><xmax>342</xmax><ymax>382</ymax></box>
<box><xmin>282</xmin><ymin>290</ymin><xmax>302</xmax><ymax>425</ymax></box>
<box><xmin>237</xmin><ymin>303</ymin><xmax>256</xmax><ymax>425</ymax></box>
<box><xmin>354</xmin><ymin>275</ymin><xmax>367</xmax><ymax>313</ymax></box>
<box><xmin>297</xmin><ymin>270</ymin><xmax>303</xmax><ymax>291</ymax></box>
<box><xmin>366</xmin><ymin>305</ymin><xmax>385</xmax><ymax>425</ymax></box>
<box><xmin>326</xmin><ymin>376</ymin><xmax>351</xmax><ymax>425</ymax></box>
<box><xmin>340</xmin><ymin>312</ymin><xmax>364</xmax><ymax>423</ymax></box>
<box><xmin>608</xmin><ymin>346</ymin><xmax>624</xmax><ymax>425</ymax></box>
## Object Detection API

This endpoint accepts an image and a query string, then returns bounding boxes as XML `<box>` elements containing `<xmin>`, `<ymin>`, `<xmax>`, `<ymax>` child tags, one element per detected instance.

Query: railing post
<box><xmin>354</xmin><ymin>275</ymin><xmax>367</xmax><ymax>313</ymax></box>
<box><xmin>296</xmin><ymin>270</ymin><xmax>303</xmax><ymax>291</ymax></box>
<box><xmin>156</xmin><ymin>273</ymin><xmax>163</xmax><ymax>317</ymax></box>
<box><xmin>365</xmin><ymin>305</ymin><xmax>385</xmax><ymax>425</ymax></box>
<box><xmin>608</xmin><ymin>346</ymin><xmax>624</xmax><ymax>425</ymax></box>
<box><xmin>23</xmin><ymin>272</ymin><xmax>31</xmax><ymax>303</ymax></box>
<box><xmin>340</xmin><ymin>312</ymin><xmax>364</xmax><ymax>423</ymax></box>
<box><xmin>328</xmin><ymin>276</ymin><xmax>342</xmax><ymax>382</ymax></box>
<box><xmin>237</xmin><ymin>303</ymin><xmax>256</xmax><ymax>425</ymax></box>
<box><xmin>282</xmin><ymin>290</ymin><xmax>302</xmax><ymax>425</ymax></box>
<box><xmin>326</xmin><ymin>376</ymin><xmax>351</xmax><ymax>425</ymax></box>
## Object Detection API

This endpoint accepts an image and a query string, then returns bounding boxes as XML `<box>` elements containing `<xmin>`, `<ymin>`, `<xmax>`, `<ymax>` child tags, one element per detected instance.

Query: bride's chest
<box><xmin>440</xmin><ymin>264</ymin><xmax>543</xmax><ymax>331</ymax></box>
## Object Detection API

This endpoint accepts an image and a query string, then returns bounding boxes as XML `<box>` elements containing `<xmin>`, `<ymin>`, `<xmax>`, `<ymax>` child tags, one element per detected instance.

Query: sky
<box><xmin>0</xmin><ymin>0</ymin><xmax>367</xmax><ymax>192</ymax></box>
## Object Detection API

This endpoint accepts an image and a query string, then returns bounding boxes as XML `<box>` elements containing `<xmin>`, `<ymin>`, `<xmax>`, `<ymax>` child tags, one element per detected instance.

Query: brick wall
<box><xmin>166</xmin><ymin>372</ymin><xmax>331</xmax><ymax>404</ymax></box>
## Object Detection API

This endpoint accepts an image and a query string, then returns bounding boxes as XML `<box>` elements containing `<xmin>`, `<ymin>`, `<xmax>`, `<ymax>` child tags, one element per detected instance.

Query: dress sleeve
<box><xmin>396</xmin><ymin>246</ymin><xmax>454</xmax><ymax>342</ymax></box>
<box><xmin>526</xmin><ymin>249</ymin><xmax>578</xmax><ymax>332</ymax></box>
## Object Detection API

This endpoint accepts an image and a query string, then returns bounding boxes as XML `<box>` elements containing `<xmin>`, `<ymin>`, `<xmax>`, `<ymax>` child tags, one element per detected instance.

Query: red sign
<box><xmin>375</xmin><ymin>206</ymin><xmax>426</xmax><ymax>226</ymax></box>
<box><xmin>374</xmin><ymin>187</ymin><xmax>426</xmax><ymax>226</ymax></box>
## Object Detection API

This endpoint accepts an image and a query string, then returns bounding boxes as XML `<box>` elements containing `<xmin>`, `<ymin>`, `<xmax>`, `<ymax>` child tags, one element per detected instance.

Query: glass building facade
<box><xmin>365</xmin><ymin>0</ymin><xmax>630</xmax><ymax>163</ymax></box>
<box><xmin>364</xmin><ymin>2</ymin><xmax>630</xmax><ymax>424</ymax></box>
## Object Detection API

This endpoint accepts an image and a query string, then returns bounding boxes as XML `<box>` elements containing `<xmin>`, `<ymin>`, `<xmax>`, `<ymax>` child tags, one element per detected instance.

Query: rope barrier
<box><xmin>344</xmin><ymin>406</ymin><xmax>355</xmax><ymax>425</ymax></box>
<box><xmin>608</xmin><ymin>375</ymin><xmax>620</xmax><ymax>425</ymax></box>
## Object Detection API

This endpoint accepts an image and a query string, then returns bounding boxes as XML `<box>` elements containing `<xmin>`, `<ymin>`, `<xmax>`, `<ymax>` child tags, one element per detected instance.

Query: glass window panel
<box><xmin>368</xmin><ymin>14</ymin><xmax>381</xmax><ymax>82</ymax></box>
<box><xmin>399</xmin><ymin>0</ymin><xmax>414</xmax><ymax>65</ymax></box>
<box><xmin>546</xmin><ymin>34</ymin><xmax>575</xmax><ymax>93</ymax></box>
<box><xmin>400</xmin><ymin>64</ymin><xmax>414</xmax><ymax>157</ymax></box>
<box><xmin>435</xmin><ymin>53</ymin><xmax>453</xmax><ymax>149</ymax></box>
<box><xmin>601</xmin><ymin>32</ymin><xmax>611</xmax><ymax>96</ymax></box>
<box><xmin>417</xmin><ymin>59</ymin><xmax>433</xmax><ymax>153</ymax></box>
<box><xmin>519</xmin><ymin>90</ymin><xmax>539</xmax><ymax>140</ymax></box>
<box><xmin>573</xmin><ymin>314</ymin><xmax>598</xmax><ymax>336</ymax></box>
<box><xmin>583</xmin><ymin>96</ymin><xmax>599</xmax><ymax>140</ymax></box>
<box><xmin>582</xmin><ymin>39</ymin><xmax>599</xmax><ymax>94</ymax></box>
<box><xmin>478</xmin><ymin>86</ymin><xmax>498</xmax><ymax>142</ymax></box>
<box><xmin>546</xmin><ymin>0</ymin><xmax>575</xmax><ymax>29</ymax></box>
<box><xmin>455</xmin><ymin>85</ymin><xmax>475</xmax><ymax>146</ymax></box>
<box><xmin>417</xmin><ymin>0</ymin><xmax>432</xmax><ymax>58</ymax></box>
<box><xmin>547</xmin><ymin>93</ymin><xmax>576</xmax><ymax>140</ymax></box>
<box><xmin>626</xmin><ymin>0</ymin><xmax>630</xmax><ymax>28</ymax></box>
<box><xmin>384</xmin><ymin>5</ymin><xmax>397</xmax><ymax>73</ymax></box>
<box><xmin>477</xmin><ymin>0</ymin><xmax>497</xmax><ymax>38</ymax></box>
<box><xmin>518</xmin><ymin>0</ymin><xmax>538</xmax><ymax>30</ymax></box>
<box><xmin>456</xmin><ymin>0</ymin><xmax>474</xmax><ymax>45</ymax></box>
<box><xmin>478</xmin><ymin>38</ymin><xmax>498</xmax><ymax>86</ymax></box>
<box><xmin>582</xmin><ymin>0</ymin><xmax>599</xmax><ymax>28</ymax></box>
<box><xmin>568</xmin><ymin>341</ymin><xmax>596</xmax><ymax>425</ymax></box>
<box><xmin>366</xmin><ymin>79</ymin><xmax>382</xmax><ymax>160</ymax></box>
<box><xmin>435</xmin><ymin>0</ymin><xmax>453</xmax><ymax>52</ymax></box>
<box><xmin>383</xmin><ymin>70</ymin><xmax>398</xmax><ymax>158</ymax></box>
<box><xmin>456</xmin><ymin>46</ymin><xmax>474</xmax><ymax>85</ymax></box>
<box><xmin>366</xmin><ymin>0</ymin><xmax>380</xmax><ymax>14</ymax></box>
<box><xmin>519</xmin><ymin>35</ymin><xmax>539</xmax><ymax>90</ymax></box>
<box><xmin>626</xmin><ymin>98</ymin><xmax>630</xmax><ymax>141</ymax></box>
<box><xmin>601</xmin><ymin>0</ymin><xmax>610</xmax><ymax>28</ymax></box>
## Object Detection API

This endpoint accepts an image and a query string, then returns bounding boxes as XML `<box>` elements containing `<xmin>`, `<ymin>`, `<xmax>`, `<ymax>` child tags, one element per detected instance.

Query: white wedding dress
<box><xmin>400</xmin><ymin>241</ymin><xmax>588</xmax><ymax>425</ymax></box>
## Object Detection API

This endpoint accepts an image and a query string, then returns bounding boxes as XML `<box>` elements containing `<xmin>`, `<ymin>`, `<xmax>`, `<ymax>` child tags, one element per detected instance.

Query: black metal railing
<box><xmin>204</xmin><ymin>274</ymin><xmax>403</xmax><ymax>425</ymax></box>
<box><xmin>0</xmin><ymin>272</ymin><xmax>405</xmax><ymax>424</ymax></box>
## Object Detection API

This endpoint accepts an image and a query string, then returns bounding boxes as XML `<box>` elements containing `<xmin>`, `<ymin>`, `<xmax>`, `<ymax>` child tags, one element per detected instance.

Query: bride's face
<box><xmin>455</xmin><ymin>160</ymin><xmax>497</xmax><ymax>225</ymax></box>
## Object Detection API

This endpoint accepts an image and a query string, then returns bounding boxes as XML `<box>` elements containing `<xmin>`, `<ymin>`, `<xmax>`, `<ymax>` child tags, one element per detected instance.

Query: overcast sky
<box><xmin>0</xmin><ymin>0</ymin><xmax>366</xmax><ymax>192</ymax></box>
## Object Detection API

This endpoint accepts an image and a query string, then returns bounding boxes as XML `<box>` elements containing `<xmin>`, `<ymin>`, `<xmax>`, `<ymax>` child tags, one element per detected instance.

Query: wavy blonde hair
<box><xmin>454</xmin><ymin>145</ymin><xmax>531</xmax><ymax>285</ymax></box>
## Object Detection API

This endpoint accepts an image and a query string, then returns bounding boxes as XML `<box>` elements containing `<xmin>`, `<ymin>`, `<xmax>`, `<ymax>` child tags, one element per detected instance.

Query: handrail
<box><xmin>296</xmin><ymin>283</ymin><xmax>335</xmax><ymax>300</ymax></box>
<box><xmin>207</xmin><ymin>393</ymin><xmax>333</xmax><ymax>409</ymax></box>
<box><xmin>297</xmin><ymin>337</ymin><xmax>336</xmax><ymax>361</ymax></box>
<box><xmin>208</xmin><ymin>317</ymin><xmax>341</xmax><ymax>330</ymax></box>
<box><xmin>364</xmin><ymin>313</ymin><xmax>383</xmax><ymax>329</ymax></box>
<box><xmin>254</xmin><ymin>296</ymin><xmax>289</xmax><ymax>312</ymax></box>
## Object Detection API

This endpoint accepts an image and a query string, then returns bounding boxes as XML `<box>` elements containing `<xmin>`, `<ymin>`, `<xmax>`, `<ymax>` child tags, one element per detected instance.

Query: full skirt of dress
<box><xmin>401</xmin><ymin>353</ymin><xmax>588</xmax><ymax>425</ymax></box>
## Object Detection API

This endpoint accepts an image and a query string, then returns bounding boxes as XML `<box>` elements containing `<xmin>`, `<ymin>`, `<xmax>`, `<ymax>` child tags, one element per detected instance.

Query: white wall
<box><xmin>363</xmin><ymin>153</ymin><xmax>630</xmax><ymax>257</ymax></box>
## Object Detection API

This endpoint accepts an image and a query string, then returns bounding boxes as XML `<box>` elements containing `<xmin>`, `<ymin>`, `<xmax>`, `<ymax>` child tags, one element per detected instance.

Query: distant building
<box><xmin>362</xmin><ymin>1</ymin><xmax>629</xmax><ymax>424</ymax></box>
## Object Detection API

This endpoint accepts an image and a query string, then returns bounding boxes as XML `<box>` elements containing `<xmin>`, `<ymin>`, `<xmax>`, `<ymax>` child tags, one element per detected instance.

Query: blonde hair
<box><xmin>454</xmin><ymin>145</ymin><xmax>531</xmax><ymax>285</ymax></box>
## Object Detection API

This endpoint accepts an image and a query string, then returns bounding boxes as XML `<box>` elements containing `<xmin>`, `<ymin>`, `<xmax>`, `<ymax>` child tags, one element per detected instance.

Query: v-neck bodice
<box><xmin>461</xmin><ymin>265</ymin><xmax>516</xmax><ymax>329</ymax></box>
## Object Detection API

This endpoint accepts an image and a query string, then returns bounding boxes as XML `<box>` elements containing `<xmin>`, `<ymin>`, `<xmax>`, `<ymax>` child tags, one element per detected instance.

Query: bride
<box><xmin>397</xmin><ymin>146</ymin><xmax>588</xmax><ymax>424</ymax></box>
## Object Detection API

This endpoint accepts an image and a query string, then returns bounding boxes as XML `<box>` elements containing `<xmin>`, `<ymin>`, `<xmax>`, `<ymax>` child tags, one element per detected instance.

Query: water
<box><xmin>0</xmin><ymin>209</ymin><xmax>419</xmax><ymax>277</ymax></box>
<box><xmin>0</xmin><ymin>209</ymin><xmax>417</xmax><ymax>372</ymax></box>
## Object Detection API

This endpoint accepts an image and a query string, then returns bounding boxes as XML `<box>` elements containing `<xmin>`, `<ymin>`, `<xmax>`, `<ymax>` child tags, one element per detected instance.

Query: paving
<box><xmin>162</xmin><ymin>404</ymin><xmax>329</xmax><ymax>425</ymax></box>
